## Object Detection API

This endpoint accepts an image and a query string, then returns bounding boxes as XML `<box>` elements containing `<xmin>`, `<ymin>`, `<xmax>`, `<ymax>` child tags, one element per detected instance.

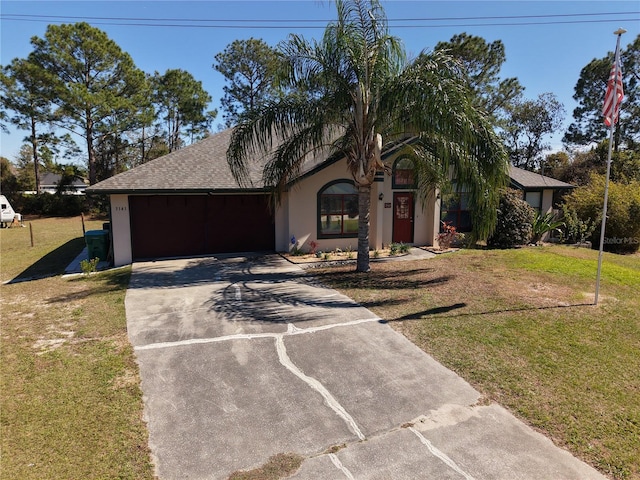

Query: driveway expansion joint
<box><xmin>133</xmin><ymin>317</ymin><xmax>382</xmax><ymax>351</ymax></box>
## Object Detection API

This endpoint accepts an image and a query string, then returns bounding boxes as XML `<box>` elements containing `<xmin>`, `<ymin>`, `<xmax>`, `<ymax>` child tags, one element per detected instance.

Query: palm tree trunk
<box><xmin>356</xmin><ymin>184</ymin><xmax>371</xmax><ymax>273</ymax></box>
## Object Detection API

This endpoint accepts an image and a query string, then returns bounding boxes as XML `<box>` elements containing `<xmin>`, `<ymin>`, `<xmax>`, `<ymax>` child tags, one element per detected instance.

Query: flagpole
<box><xmin>595</xmin><ymin>28</ymin><xmax>626</xmax><ymax>306</ymax></box>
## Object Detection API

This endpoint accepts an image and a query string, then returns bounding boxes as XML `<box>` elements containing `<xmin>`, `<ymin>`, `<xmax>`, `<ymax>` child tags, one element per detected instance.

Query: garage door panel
<box><xmin>205</xmin><ymin>195</ymin><xmax>274</xmax><ymax>253</ymax></box>
<box><xmin>130</xmin><ymin>196</ymin><xmax>206</xmax><ymax>259</ymax></box>
<box><xmin>129</xmin><ymin>194</ymin><xmax>274</xmax><ymax>260</ymax></box>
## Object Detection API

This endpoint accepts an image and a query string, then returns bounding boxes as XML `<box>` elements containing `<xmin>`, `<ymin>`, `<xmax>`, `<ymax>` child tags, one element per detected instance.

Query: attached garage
<box><xmin>129</xmin><ymin>194</ymin><xmax>274</xmax><ymax>260</ymax></box>
<box><xmin>86</xmin><ymin>130</ymin><xmax>287</xmax><ymax>266</ymax></box>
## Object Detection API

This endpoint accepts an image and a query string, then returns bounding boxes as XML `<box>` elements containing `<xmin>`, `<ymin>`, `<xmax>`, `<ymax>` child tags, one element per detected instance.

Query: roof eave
<box><xmin>85</xmin><ymin>187</ymin><xmax>271</xmax><ymax>196</ymax></box>
<box><xmin>509</xmin><ymin>180</ymin><xmax>575</xmax><ymax>190</ymax></box>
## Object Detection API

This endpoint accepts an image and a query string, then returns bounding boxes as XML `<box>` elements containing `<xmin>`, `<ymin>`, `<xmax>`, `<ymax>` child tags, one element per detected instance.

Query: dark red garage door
<box><xmin>129</xmin><ymin>195</ymin><xmax>275</xmax><ymax>260</ymax></box>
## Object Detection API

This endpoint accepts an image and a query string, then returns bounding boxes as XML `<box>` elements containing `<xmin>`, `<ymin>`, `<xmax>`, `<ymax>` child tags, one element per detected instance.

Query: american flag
<box><xmin>603</xmin><ymin>51</ymin><xmax>624</xmax><ymax>127</ymax></box>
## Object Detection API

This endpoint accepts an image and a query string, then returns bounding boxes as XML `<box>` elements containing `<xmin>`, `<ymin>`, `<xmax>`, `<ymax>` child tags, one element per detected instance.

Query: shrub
<box><xmin>487</xmin><ymin>188</ymin><xmax>535</xmax><ymax>249</ymax></box>
<box><xmin>80</xmin><ymin>257</ymin><xmax>100</xmax><ymax>275</ymax></box>
<box><xmin>437</xmin><ymin>222</ymin><xmax>464</xmax><ymax>250</ymax></box>
<box><xmin>563</xmin><ymin>174</ymin><xmax>640</xmax><ymax>254</ymax></box>
<box><xmin>11</xmin><ymin>193</ymin><xmax>88</xmax><ymax>217</ymax></box>
<box><xmin>531</xmin><ymin>212</ymin><xmax>564</xmax><ymax>244</ymax></box>
<box><xmin>561</xmin><ymin>204</ymin><xmax>598</xmax><ymax>245</ymax></box>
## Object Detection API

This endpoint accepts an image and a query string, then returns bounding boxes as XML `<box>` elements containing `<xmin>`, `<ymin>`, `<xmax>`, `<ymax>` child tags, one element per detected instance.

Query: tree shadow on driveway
<box><xmin>204</xmin><ymin>276</ymin><xmax>372</xmax><ymax>325</ymax></box>
<box><xmin>125</xmin><ymin>254</ymin><xmax>454</xmax><ymax>327</ymax></box>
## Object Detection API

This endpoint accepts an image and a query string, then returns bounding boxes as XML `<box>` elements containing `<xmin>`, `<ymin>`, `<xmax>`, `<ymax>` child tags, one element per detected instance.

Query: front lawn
<box><xmin>313</xmin><ymin>245</ymin><xmax>640</xmax><ymax>480</ymax></box>
<box><xmin>0</xmin><ymin>216</ymin><xmax>154</xmax><ymax>479</ymax></box>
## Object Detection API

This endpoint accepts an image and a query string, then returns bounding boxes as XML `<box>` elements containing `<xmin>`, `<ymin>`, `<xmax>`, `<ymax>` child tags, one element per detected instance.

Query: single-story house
<box><xmin>86</xmin><ymin>129</ymin><xmax>572</xmax><ymax>266</ymax></box>
<box><xmin>437</xmin><ymin>165</ymin><xmax>573</xmax><ymax>235</ymax></box>
<box><xmin>508</xmin><ymin>165</ymin><xmax>574</xmax><ymax>214</ymax></box>
<box><xmin>40</xmin><ymin>172</ymin><xmax>88</xmax><ymax>195</ymax></box>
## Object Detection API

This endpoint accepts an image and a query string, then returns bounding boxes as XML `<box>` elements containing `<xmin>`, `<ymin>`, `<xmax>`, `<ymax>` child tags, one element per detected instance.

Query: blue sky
<box><xmin>1</xmin><ymin>1</ymin><xmax>639</xmax><ymax>164</ymax></box>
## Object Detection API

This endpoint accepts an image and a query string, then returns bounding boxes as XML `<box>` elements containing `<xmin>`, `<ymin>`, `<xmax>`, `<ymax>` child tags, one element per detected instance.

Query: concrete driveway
<box><xmin>125</xmin><ymin>254</ymin><xmax>606</xmax><ymax>480</ymax></box>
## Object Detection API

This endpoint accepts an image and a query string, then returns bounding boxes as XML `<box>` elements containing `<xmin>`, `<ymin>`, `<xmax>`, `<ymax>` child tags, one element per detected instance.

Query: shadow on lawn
<box><xmin>386</xmin><ymin>301</ymin><xmax>593</xmax><ymax>323</ymax></box>
<box><xmin>7</xmin><ymin>237</ymin><xmax>86</xmax><ymax>284</ymax></box>
<box><xmin>314</xmin><ymin>267</ymin><xmax>453</xmax><ymax>291</ymax></box>
<box><xmin>381</xmin><ymin>303</ymin><xmax>468</xmax><ymax>323</ymax></box>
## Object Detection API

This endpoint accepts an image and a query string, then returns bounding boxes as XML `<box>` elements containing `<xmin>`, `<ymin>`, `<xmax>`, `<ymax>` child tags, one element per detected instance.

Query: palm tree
<box><xmin>227</xmin><ymin>0</ymin><xmax>508</xmax><ymax>272</ymax></box>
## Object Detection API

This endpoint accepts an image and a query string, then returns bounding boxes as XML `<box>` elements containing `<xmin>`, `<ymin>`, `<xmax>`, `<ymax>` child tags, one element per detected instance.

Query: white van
<box><xmin>0</xmin><ymin>195</ymin><xmax>22</xmax><ymax>227</ymax></box>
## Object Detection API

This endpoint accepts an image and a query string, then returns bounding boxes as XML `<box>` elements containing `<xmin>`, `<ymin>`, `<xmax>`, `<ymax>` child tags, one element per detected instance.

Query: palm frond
<box><xmin>376</xmin><ymin>50</ymin><xmax>508</xmax><ymax>240</ymax></box>
<box><xmin>227</xmin><ymin>0</ymin><xmax>508</xmax><ymax>249</ymax></box>
<box><xmin>227</xmin><ymin>89</ymin><xmax>347</xmax><ymax>193</ymax></box>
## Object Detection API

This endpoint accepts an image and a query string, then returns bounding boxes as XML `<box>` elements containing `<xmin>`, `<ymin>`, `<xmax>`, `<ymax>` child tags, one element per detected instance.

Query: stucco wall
<box><xmin>110</xmin><ymin>194</ymin><xmax>132</xmax><ymax>267</ymax></box>
<box><xmin>274</xmin><ymin>194</ymin><xmax>289</xmax><ymax>252</ymax></box>
<box><xmin>541</xmin><ymin>189</ymin><xmax>555</xmax><ymax>214</ymax></box>
<box><xmin>109</xmin><ymin>159</ymin><xmax>440</xmax><ymax>261</ymax></box>
<box><xmin>281</xmin><ymin>159</ymin><xmax>370</xmax><ymax>253</ymax></box>
<box><xmin>415</xmin><ymin>191</ymin><xmax>439</xmax><ymax>246</ymax></box>
<box><xmin>277</xmin><ymin>157</ymin><xmax>438</xmax><ymax>253</ymax></box>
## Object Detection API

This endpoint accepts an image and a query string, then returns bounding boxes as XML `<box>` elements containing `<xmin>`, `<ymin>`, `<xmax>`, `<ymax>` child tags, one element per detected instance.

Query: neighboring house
<box><xmin>440</xmin><ymin>165</ymin><xmax>574</xmax><ymax>236</ymax></box>
<box><xmin>508</xmin><ymin>165</ymin><xmax>574</xmax><ymax>214</ymax></box>
<box><xmin>39</xmin><ymin>172</ymin><xmax>88</xmax><ymax>195</ymax></box>
<box><xmin>86</xmin><ymin>129</ymin><xmax>571</xmax><ymax>266</ymax></box>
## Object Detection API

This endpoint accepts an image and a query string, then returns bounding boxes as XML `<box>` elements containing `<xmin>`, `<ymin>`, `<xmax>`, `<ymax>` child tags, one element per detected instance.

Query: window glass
<box><xmin>321</xmin><ymin>215</ymin><xmax>343</xmax><ymax>235</ymax></box>
<box><xmin>460</xmin><ymin>193</ymin><xmax>469</xmax><ymax>210</ymax></box>
<box><xmin>393</xmin><ymin>157</ymin><xmax>415</xmax><ymax>188</ymax></box>
<box><xmin>525</xmin><ymin>191</ymin><xmax>541</xmax><ymax>210</ymax></box>
<box><xmin>343</xmin><ymin>213</ymin><xmax>359</xmax><ymax>234</ymax></box>
<box><xmin>318</xmin><ymin>181</ymin><xmax>358</xmax><ymax>238</ymax></box>
<box><xmin>440</xmin><ymin>191</ymin><xmax>472</xmax><ymax>233</ymax></box>
<box><xmin>324</xmin><ymin>183</ymin><xmax>357</xmax><ymax>195</ymax></box>
<box><xmin>321</xmin><ymin>196</ymin><xmax>344</xmax><ymax>214</ymax></box>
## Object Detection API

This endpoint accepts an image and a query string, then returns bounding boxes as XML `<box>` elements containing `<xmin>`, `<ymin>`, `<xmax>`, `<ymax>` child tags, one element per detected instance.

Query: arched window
<box><xmin>392</xmin><ymin>157</ymin><xmax>416</xmax><ymax>189</ymax></box>
<box><xmin>317</xmin><ymin>180</ymin><xmax>358</xmax><ymax>238</ymax></box>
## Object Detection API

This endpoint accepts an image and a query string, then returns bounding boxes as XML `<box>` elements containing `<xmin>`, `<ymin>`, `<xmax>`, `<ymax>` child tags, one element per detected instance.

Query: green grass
<box><xmin>1</xmin><ymin>216</ymin><xmax>154</xmax><ymax>479</ymax></box>
<box><xmin>0</xmin><ymin>215</ymin><xmax>104</xmax><ymax>282</ymax></box>
<box><xmin>313</xmin><ymin>245</ymin><xmax>640</xmax><ymax>480</ymax></box>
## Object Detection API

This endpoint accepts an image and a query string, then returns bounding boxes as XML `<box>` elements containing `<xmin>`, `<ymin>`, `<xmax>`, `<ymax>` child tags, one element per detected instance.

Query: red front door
<box><xmin>393</xmin><ymin>192</ymin><xmax>414</xmax><ymax>243</ymax></box>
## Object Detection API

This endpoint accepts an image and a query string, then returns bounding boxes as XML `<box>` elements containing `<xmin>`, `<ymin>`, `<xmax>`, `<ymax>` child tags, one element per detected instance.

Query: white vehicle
<box><xmin>0</xmin><ymin>195</ymin><xmax>22</xmax><ymax>227</ymax></box>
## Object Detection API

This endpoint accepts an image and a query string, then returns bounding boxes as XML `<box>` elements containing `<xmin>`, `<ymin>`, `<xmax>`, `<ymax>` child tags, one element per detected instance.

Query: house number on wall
<box><xmin>114</xmin><ymin>206</ymin><xmax>127</xmax><ymax>211</ymax></box>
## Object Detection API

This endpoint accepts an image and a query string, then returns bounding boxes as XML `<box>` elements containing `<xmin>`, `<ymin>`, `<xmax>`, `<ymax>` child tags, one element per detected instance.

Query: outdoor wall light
<box><xmin>378</xmin><ymin>193</ymin><xmax>384</xmax><ymax>201</ymax></box>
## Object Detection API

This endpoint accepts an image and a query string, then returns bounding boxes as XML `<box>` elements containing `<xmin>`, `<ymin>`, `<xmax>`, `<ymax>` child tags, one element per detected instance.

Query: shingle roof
<box><xmin>90</xmin><ymin>132</ymin><xmax>571</xmax><ymax>195</ymax></box>
<box><xmin>40</xmin><ymin>172</ymin><xmax>87</xmax><ymax>187</ymax></box>
<box><xmin>509</xmin><ymin>165</ymin><xmax>574</xmax><ymax>190</ymax></box>
<box><xmin>86</xmin><ymin>128</ymin><xmax>333</xmax><ymax>194</ymax></box>
<box><xmin>87</xmin><ymin>130</ymin><xmax>246</xmax><ymax>194</ymax></box>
